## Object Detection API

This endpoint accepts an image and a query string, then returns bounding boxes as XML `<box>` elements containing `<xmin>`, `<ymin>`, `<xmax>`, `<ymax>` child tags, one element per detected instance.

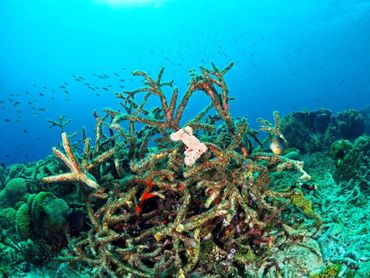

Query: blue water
<box><xmin>0</xmin><ymin>0</ymin><xmax>369</xmax><ymax>165</ymax></box>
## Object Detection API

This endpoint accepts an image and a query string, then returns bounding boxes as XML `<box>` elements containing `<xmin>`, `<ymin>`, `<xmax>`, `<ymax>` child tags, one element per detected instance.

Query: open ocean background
<box><xmin>0</xmin><ymin>0</ymin><xmax>369</xmax><ymax>165</ymax></box>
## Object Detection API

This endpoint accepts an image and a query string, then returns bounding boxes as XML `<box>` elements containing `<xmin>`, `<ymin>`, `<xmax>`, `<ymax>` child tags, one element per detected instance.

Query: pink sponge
<box><xmin>170</xmin><ymin>126</ymin><xmax>208</xmax><ymax>166</ymax></box>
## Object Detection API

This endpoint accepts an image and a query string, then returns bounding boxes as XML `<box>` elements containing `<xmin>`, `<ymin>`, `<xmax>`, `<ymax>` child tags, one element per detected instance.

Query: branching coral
<box><xmin>41</xmin><ymin>63</ymin><xmax>320</xmax><ymax>277</ymax></box>
<box><xmin>41</xmin><ymin>132</ymin><xmax>121</xmax><ymax>189</ymax></box>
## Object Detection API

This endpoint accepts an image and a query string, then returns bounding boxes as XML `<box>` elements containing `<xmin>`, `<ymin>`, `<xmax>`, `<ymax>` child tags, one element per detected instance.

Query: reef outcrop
<box><xmin>281</xmin><ymin>109</ymin><xmax>365</xmax><ymax>153</ymax></box>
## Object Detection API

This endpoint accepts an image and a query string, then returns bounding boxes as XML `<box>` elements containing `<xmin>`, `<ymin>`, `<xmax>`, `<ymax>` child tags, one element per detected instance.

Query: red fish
<box><xmin>135</xmin><ymin>178</ymin><xmax>158</xmax><ymax>215</ymax></box>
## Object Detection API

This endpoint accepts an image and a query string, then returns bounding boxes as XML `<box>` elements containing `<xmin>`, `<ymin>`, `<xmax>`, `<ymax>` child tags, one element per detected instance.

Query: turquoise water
<box><xmin>0</xmin><ymin>0</ymin><xmax>369</xmax><ymax>164</ymax></box>
<box><xmin>0</xmin><ymin>1</ymin><xmax>369</xmax><ymax>277</ymax></box>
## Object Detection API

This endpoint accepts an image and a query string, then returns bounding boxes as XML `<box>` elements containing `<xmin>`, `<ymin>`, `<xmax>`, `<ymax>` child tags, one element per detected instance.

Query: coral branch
<box><xmin>41</xmin><ymin>133</ymin><xmax>100</xmax><ymax>189</ymax></box>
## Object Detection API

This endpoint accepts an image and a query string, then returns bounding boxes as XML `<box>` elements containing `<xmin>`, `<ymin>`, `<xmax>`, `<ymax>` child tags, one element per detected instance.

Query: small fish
<box><xmin>4</xmin><ymin>118</ymin><xmax>11</xmax><ymax>122</ymax></box>
<box><xmin>208</xmin><ymin>115</ymin><xmax>220</xmax><ymax>124</ymax></box>
<box><xmin>39</xmin><ymin>93</ymin><xmax>44</xmax><ymax>96</ymax></box>
<box><xmin>38</xmin><ymin>107</ymin><xmax>46</xmax><ymax>111</ymax></box>
<box><xmin>301</xmin><ymin>183</ymin><xmax>317</xmax><ymax>191</ymax></box>
<box><xmin>269</xmin><ymin>136</ymin><xmax>286</xmax><ymax>155</ymax></box>
<box><xmin>241</xmin><ymin>146</ymin><xmax>248</xmax><ymax>158</ymax></box>
<box><xmin>23</xmin><ymin>129</ymin><xmax>28</xmax><ymax>133</ymax></box>
<box><xmin>113</xmin><ymin>72</ymin><xmax>120</xmax><ymax>76</ymax></box>
<box><xmin>135</xmin><ymin>191</ymin><xmax>158</xmax><ymax>215</ymax></box>
<box><xmin>98</xmin><ymin>74</ymin><xmax>109</xmax><ymax>79</ymax></box>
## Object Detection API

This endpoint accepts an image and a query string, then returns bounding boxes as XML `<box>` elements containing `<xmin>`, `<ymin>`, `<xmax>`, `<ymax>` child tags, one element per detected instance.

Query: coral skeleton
<box><xmin>35</xmin><ymin>63</ymin><xmax>321</xmax><ymax>277</ymax></box>
<box><xmin>41</xmin><ymin>132</ymin><xmax>112</xmax><ymax>189</ymax></box>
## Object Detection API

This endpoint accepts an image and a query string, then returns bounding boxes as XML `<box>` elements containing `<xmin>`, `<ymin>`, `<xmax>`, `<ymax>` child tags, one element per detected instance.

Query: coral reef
<box><xmin>280</xmin><ymin>109</ymin><xmax>332</xmax><ymax>153</ymax></box>
<box><xmin>304</xmin><ymin>148</ymin><xmax>370</xmax><ymax>277</ymax></box>
<box><xmin>18</xmin><ymin>192</ymin><xmax>71</xmax><ymax>241</ymax></box>
<box><xmin>0</xmin><ymin>178</ymin><xmax>27</xmax><ymax>208</ymax></box>
<box><xmin>37</xmin><ymin>63</ymin><xmax>320</xmax><ymax>276</ymax></box>
<box><xmin>281</xmin><ymin>109</ymin><xmax>365</xmax><ymax>153</ymax></box>
<box><xmin>331</xmin><ymin>135</ymin><xmax>370</xmax><ymax>194</ymax></box>
<box><xmin>359</xmin><ymin>106</ymin><xmax>370</xmax><ymax>134</ymax></box>
<box><xmin>325</xmin><ymin>109</ymin><xmax>365</xmax><ymax>144</ymax></box>
<box><xmin>1</xmin><ymin>63</ymin><xmax>369</xmax><ymax>277</ymax></box>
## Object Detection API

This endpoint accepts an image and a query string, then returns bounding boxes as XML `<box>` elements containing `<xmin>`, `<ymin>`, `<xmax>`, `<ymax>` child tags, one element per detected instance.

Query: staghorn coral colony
<box><xmin>0</xmin><ymin>63</ymin><xmax>369</xmax><ymax>277</ymax></box>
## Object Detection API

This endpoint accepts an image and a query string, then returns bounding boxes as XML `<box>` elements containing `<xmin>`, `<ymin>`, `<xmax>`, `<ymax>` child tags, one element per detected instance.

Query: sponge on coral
<box><xmin>170</xmin><ymin>126</ymin><xmax>208</xmax><ymax>166</ymax></box>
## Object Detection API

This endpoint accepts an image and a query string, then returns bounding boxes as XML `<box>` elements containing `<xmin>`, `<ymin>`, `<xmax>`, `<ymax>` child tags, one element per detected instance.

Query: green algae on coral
<box><xmin>310</xmin><ymin>263</ymin><xmax>343</xmax><ymax>278</ymax></box>
<box><xmin>289</xmin><ymin>191</ymin><xmax>321</xmax><ymax>225</ymax></box>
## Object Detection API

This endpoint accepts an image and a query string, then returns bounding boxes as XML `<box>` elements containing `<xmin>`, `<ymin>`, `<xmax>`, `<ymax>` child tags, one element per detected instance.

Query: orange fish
<box><xmin>241</xmin><ymin>146</ymin><xmax>248</xmax><ymax>157</ymax></box>
<box><xmin>135</xmin><ymin>192</ymin><xmax>157</xmax><ymax>215</ymax></box>
<box><xmin>135</xmin><ymin>179</ymin><xmax>158</xmax><ymax>215</ymax></box>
